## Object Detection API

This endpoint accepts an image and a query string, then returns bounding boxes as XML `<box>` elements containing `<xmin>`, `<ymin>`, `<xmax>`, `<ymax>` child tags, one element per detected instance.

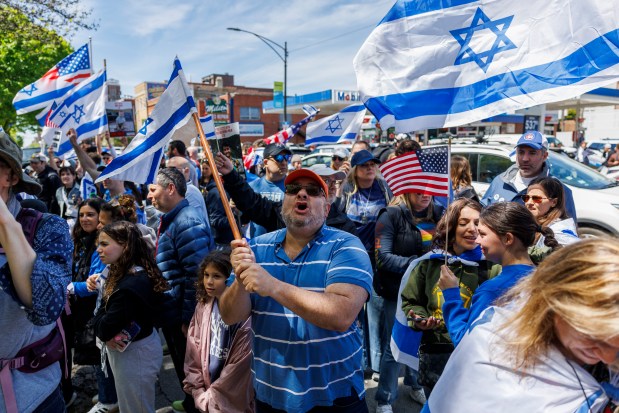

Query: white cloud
<box><xmin>71</xmin><ymin>0</ymin><xmax>394</xmax><ymax>97</ymax></box>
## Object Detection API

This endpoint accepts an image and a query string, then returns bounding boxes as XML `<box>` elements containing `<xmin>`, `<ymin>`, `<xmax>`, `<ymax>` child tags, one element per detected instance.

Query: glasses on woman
<box><xmin>269</xmin><ymin>154</ymin><xmax>292</xmax><ymax>163</ymax></box>
<box><xmin>332</xmin><ymin>156</ymin><xmax>344</xmax><ymax>161</ymax></box>
<box><xmin>284</xmin><ymin>183</ymin><xmax>325</xmax><ymax>197</ymax></box>
<box><xmin>521</xmin><ymin>195</ymin><xmax>550</xmax><ymax>204</ymax></box>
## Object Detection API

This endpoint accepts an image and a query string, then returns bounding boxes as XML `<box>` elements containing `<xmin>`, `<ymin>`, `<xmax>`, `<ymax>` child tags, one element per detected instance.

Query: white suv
<box><xmin>450</xmin><ymin>143</ymin><xmax>619</xmax><ymax>238</ymax></box>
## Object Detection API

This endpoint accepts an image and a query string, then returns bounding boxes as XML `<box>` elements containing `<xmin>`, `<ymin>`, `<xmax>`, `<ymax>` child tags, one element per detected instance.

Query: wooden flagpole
<box><xmin>444</xmin><ymin>136</ymin><xmax>452</xmax><ymax>266</ymax></box>
<box><xmin>192</xmin><ymin>112</ymin><xmax>242</xmax><ymax>240</ymax></box>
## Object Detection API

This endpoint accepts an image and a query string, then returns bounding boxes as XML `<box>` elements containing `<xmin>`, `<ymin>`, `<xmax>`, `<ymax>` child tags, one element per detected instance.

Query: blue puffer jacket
<box><xmin>155</xmin><ymin>199</ymin><xmax>214</xmax><ymax>324</ymax></box>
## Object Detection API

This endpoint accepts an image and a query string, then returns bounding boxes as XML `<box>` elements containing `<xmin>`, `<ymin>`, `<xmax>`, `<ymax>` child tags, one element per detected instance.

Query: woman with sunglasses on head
<box><xmin>437</xmin><ymin>202</ymin><xmax>559</xmax><ymax>349</ymax></box>
<box><xmin>523</xmin><ymin>177</ymin><xmax>579</xmax><ymax>249</ymax></box>
<box><xmin>423</xmin><ymin>238</ymin><xmax>619</xmax><ymax>413</ymax></box>
<box><xmin>399</xmin><ymin>199</ymin><xmax>500</xmax><ymax>396</ymax></box>
<box><xmin>55</xmin><ymin>165</ymin><xmax>81</xmax><ymax>228</ymax></box>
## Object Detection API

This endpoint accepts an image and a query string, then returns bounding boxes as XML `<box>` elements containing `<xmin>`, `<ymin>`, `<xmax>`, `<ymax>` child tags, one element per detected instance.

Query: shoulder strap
<box><xmin>15</xmin><ymin>208</ymin><xmax>43</xmax><ymax>248</ymax></box>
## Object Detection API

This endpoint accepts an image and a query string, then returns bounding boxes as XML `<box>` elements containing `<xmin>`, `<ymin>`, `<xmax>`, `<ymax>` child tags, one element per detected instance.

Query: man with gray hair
<box><xmin>147</xmin><ymin>167</ymin><xmax>213</xmax><ymax>413</ymax></box>
<box><xmin>166</xmin><ymin>156</ymin><xmax>210</xmax><ymax>227</ymax></box>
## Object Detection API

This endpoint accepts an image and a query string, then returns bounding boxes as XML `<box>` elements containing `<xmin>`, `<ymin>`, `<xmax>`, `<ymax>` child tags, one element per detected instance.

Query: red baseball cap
<box><xmin>284</xmin><ymin>168</ymin><xmax>329</xmax><ymax>197</ymax></box>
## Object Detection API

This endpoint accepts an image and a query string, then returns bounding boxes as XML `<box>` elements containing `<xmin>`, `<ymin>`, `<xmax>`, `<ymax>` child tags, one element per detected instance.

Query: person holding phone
<box><xmin>93</xmin><ymin>221</ymin><xmax>170</xmax><ymax>413</ymax></box>
<box><xmin>400</xmin><ymin>199</ymin><xmax>501</xmax><ymax>393</ymax></box>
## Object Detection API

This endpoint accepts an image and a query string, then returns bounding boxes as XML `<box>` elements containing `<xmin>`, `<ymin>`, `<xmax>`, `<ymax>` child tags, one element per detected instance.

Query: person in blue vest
<box><xmin>220</xmin><ymin>168</ymin><xmax>373</xmax><ymax>413</ymax></box>
<box><xmin>481</xmin><ymin>131</ymin><xmax>577</xmax><ymax>221</ymax></box>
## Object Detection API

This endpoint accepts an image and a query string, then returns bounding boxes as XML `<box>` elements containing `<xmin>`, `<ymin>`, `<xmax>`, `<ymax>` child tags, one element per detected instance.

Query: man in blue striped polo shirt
<box><xmin>220</xmin><ymin>168</ymin><xmax>373</xmax><ymax>413</ymax></box>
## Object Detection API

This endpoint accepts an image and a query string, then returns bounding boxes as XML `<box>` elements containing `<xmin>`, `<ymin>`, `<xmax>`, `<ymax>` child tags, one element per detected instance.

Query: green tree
<box><xmin>0</xmin><ymin>7</ymin><xmax>74</xmax><ymax>134</ymax></box>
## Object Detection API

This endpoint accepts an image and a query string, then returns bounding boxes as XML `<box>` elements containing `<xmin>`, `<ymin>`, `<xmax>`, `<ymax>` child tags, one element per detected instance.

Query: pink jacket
<box><xmin>183</xmin><ymin>300</ymin><xmax>254</xmax><ymax>412</ymax></box>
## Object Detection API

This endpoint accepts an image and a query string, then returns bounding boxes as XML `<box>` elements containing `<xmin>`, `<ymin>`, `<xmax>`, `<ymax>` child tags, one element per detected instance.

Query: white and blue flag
<box><xmin>13</xmin><ymin>44</ymin><xmax>92</xmax><ymax>115</ymax></box>
<box><xmin>354</xmin><ymin>0</ymin><xmax>619</xmax><ymax>132</ymax></box>
<box><xmin>48</xmin><ymin>70</ymin><xmax>108</xmax><ymax>156</ymax></box>
<box><xmin>305</xmin><ymin>103</ymin><xmax>366</xmax><ymax>146</ymax></box>
<box><xmin>95</xmin><ymin>58</ymin><xmax>196</xmax><ymax>185</ymax></box>
<box><xmin>200</xmin><ymin>114</ymin><xmax>216</xmax><ymax>139</ymax></box>
<box><xmin>80</xmin><ymin>172</ymin><xmax>97</xmax><ymax>200</ymax></box>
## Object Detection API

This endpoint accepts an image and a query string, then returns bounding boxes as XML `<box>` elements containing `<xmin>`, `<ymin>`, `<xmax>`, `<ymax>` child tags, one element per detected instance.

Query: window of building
<box><xmin>240</xmin><ymin>107</ymin><xmax>261</xmax><ymax>121</ymax></box>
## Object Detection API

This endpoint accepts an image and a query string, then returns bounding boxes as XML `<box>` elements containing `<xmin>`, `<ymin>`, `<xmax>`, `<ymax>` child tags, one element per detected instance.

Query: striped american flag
<box><xmin>379</xmin><ymin>145</ymin><xmax>450</xmax><ymax>197</ymax></box>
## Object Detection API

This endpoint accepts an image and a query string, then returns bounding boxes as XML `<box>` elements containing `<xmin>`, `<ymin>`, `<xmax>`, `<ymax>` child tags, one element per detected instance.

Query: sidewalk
<box><xmin>68</xmin><ymin>353</ymin><xmax>422</xmax><ymax>413</ymax></box>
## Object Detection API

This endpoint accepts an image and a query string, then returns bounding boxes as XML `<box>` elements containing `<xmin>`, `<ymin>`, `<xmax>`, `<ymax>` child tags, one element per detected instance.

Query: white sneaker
<box><xmin>376</xmin><ymin>404</ymin><xmax>393</xmax><ymax>413</ymax></box>
<box><xmin>410</xmin><ymin>388</ymin><xmax>427</xmax><ymax>405</ymax></box>
<box><xmin>87</xmin><ymin>402</ymin><xmax>120</xmax><ymax>413</ymax></box>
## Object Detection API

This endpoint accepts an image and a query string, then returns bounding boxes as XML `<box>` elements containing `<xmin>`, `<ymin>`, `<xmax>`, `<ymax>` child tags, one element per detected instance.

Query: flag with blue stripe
<box><xmin>305</xmin><ymin>104</ymin><xmax>366</xmax><ymax>146</ymax></box>
<box><xmin>354</xmin><ymin>0</ymin><xmax>619</xmax><ymax>132</ymax></box>
<box><xmin>95</xmin><ymin>58</ymin><xmax>196</xmax><ymax>185</ymax></box>
<box><xmin>80</xmin><ymin>172</ymin><xmax>97</xmax><ymax>200</ymax></box>
<box><xmin>13</xmin><ymin>44</ymin><xmax>92</xmax><ymax>115</ymax></box>
<box><xmin>49</xmin><ymin>70</ymin><xmax>108</xmax><ymax>156</ymax></box>
<box><xmin>200</xmin><ymin>115</ymin><xmax>216</xmax><ymax>139</ymax></box>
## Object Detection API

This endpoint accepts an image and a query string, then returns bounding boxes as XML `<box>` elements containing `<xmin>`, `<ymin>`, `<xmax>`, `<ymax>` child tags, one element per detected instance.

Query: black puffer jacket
<box><xmin>374</xmin><ymin>203</ymin><xmax>444</xmax><ymax>300</ymax></box>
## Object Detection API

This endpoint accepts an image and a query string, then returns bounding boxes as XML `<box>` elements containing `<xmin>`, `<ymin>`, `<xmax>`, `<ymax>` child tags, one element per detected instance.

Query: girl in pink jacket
<box><xmin>183</xmin><ymin>250</ymin><xmax>254</xmax><ymax>413</ymax></box>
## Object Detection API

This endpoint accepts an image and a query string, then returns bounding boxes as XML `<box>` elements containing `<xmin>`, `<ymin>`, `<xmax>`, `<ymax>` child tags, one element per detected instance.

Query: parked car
<box><xmin>449</xmin><ymin>143</ymin><xmax>619</xmax><ymax>238</ymax></box>
<box><xmin>301</xmin><ymin>153</ymin><xmax>334</xmax><ymax>168</ymax></box>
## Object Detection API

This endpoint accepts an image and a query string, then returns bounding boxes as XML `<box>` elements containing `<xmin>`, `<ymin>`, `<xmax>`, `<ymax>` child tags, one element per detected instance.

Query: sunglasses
<box><xmin>521</xmin><ymin>195</ymin><xmax>550</xmax><ymax>204</ymax></box>
<box><xmin>284</xmin><ymin>183</ymin><xmax>325</xmax><ymax>197</ymax></box>
<box><xmin>269</xmin><ymin>154</ymin><xmax>292</xmax><ymax>163</ymax></box>
<box><xmin>332</xmin><ymin>156</ymin><xmax>344</xmax><ymax>161</ymax></box>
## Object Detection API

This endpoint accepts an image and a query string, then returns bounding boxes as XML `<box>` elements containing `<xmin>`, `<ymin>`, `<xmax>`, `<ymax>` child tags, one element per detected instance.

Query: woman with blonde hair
<box><xmin>450</xmin><ymin>155</ymin><xmax>479</xmax><ymax>202</ymax></box>
<box><xmin>422</xmin><ymin>238</ymin><xmax>619</xmax><ymax>413</ymax></box>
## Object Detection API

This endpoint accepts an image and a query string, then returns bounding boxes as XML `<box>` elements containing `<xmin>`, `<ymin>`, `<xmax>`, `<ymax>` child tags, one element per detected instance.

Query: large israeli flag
<box><xmin>95</xmin><ymin>58</ymin><xmax>196</xmax><ymax>185</ymax></box>
<box><xmin>354</xmin><ymin>0</ymin><xmax>619</xmax><ymax>132</ymax></box>
<box><xmin>49</xmin><ymin>70</ymin><xmax>108</xmax><ymax>156</ymax></box>
<box><xmin>305</xmin><ymin>104</ymin><xmax>366</xmax><ymax>146</ymax></box>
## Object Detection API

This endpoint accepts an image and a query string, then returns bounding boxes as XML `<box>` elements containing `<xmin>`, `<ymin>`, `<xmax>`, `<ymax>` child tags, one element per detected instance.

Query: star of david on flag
<box><xmin>48</xmin><ymin>70</ymin><xmax>108</xmax><ymax>156</ymax></box>
<box><xmin>96</xmin><ymin>58</ymin><xmax>196</xmax><ymax>185</ymax></box>
<box><xmin>13</xmin><ymin>44</ymin><xmax>92</xmax><ymax>115</ymax></box>
<box><xmin>305</xmin><ymin>104</ymin><xmax>366</xmax><ymax>146</ymax></box>
<box><xmin>354</xmin><ymin>0</ymin><xmax>619</xmax><ymax>133</ymax></box>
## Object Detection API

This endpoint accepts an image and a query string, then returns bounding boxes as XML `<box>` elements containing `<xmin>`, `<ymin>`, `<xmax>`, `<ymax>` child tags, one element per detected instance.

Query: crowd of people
<box><xmin>0</xmin><ymin>125</ymin><xmax>618</xmax><ymax>413</ymax></box>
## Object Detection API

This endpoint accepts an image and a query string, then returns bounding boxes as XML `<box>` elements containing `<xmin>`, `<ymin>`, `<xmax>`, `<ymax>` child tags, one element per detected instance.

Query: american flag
<box><xmin>13</xmin><ymin>44</ymin><xmax>92</xmax><ymax>115</ymax></box>
<box><xmin>243</xmin><ymin>105</ymin><xmax>319</xmax><ymax>169</ymax></box>
<box><xmin>379</xmin><ymin>145</ymin><xmax>450</xmax><ymax>197</ymax></box>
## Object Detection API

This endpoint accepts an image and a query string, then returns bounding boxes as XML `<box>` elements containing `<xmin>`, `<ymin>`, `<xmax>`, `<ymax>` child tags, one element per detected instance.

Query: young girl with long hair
<box><xmin>93</xmin><ymin>221</ymin><xmax>169</xmax><ymax>413</ymax></box>
<box><xmin>183</xmin><ymin>250</ymin><xmax>254</xmax><ymax>412</ymax></box>
<box><xmin>437</xmin><ymin>202</ymin><xmax>559</xmax><ymax>347</ymax></box>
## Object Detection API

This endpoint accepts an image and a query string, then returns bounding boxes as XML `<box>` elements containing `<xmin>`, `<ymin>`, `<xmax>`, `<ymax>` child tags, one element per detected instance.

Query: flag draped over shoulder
<box><xmin>13</xmin><ymin>44</ymin><xmax>92</xmax><ymax>115</ymax></box>
<box><xmin>95</xmin><ymin>58</ymin><xmax>196</xmax><ymax>185</ymax></box>
<box><xmin>50</xmin><ymin>70</ymin><xmax>108</xmax><ymax>156</ymax></box>
<box><xmin>305</xmin><ymin>104</ymin><xmax>366</xmax><ymax>146</ymax></box>
<box><xmin>243</xmin><ymin>105</ymin><xmax>319</xmax><ymax>169</ymax></box>
<box><xmin>379</xmin><ymin>145</ymin><xmax>450</xmax><ymax>197</ymax></box>
<box><xmin>354</xmin><ymin>0</ymin><xmax>619</xmax><ymax>132</ymax></box>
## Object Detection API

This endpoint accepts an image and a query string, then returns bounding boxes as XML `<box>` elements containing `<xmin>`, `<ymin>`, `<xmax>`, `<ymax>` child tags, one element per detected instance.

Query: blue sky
<box><xmin>71</xmin><ymin>0</ymin><xmax>394</xmax><ymax>97</ymax></box>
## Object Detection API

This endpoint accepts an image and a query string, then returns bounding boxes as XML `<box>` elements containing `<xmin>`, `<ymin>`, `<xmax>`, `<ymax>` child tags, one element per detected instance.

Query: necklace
<box><xmin>567</xmin><ymin>358</ymin><xmax>593</xmax><ymax>412</ymax></box>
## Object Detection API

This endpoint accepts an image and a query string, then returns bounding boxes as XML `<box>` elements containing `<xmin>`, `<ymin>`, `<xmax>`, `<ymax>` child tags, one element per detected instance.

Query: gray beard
<box><xmin>282</xmin><ymin>209</ymin><xmax>324</xmax><ymax>229</ymax></box>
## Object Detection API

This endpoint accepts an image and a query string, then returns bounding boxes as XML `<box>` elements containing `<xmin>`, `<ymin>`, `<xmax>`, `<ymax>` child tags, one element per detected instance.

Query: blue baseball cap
<box><xmin>516</xmin><ymin>131</ymin><xmax>548</xmax><ymax>151</ymax></box>
<box><xmin>351</xmin><ymin>149</ymin><xmax>381</xmax><ymax>167</ymax></box>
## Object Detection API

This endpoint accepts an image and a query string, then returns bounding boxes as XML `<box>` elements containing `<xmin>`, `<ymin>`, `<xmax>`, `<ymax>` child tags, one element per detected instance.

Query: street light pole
<box><xmin>227</xmin><ymin>27</ymin><xmax>288</xmax><ymax>128</ymax></box>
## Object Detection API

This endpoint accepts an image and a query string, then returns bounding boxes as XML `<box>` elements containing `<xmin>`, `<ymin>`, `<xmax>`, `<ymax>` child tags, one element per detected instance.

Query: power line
<box><xmin>289</xmin><ymin>24</ymin><xmax>375</xmax><ymax>52</ymax></box>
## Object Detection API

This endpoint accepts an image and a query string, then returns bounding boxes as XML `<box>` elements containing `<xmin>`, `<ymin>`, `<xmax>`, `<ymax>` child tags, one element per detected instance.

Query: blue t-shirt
<box><xmin>442</xmin><ymin>264</ymin><xmax>534</xmax><ymax>346</ymax></box>
<box><xmin>249</xmin><ymin>225</ymin><xmax>373</xmax><ymax>412</ymax></box>
<box><xmin>345</xmin><ymin>180</ymin><xmax>387</xmax><ymax>251</ymax></box>
<box><xmin>248</xmin><ymin>177</ymin><xmax>285</xmax><ymax>238</ymax></box>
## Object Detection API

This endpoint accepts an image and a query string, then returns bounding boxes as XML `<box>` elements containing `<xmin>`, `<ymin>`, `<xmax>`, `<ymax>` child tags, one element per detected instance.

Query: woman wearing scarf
<box><xmin>400</xmin><ymin>199</ymin><xmax>501</xmax><ymax>393</ymax></box>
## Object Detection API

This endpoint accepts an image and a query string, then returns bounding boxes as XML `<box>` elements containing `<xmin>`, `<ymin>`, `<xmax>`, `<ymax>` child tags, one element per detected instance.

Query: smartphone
<box><xmin>117</xmin><ymin>321</ymin><xmax>141</xmax><ymax>352</ymax></box>
<box><xmin>407</xmin><ymin>316</ymin><xmax>428</xmax><ymax>323</ymax></box>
